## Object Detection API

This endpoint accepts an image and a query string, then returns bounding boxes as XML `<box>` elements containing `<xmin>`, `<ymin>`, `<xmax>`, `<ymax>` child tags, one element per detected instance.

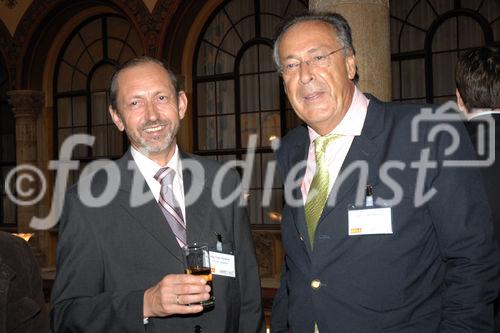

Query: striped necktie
<box><xmin>154</xmin><ymin>167</ymin><xmax>187</xmax><ymax>247</ymax></box>
<box><xmin>305</xmin><ymin>134</ymin><xmax>341</xmax><ymax>248</ymax></box>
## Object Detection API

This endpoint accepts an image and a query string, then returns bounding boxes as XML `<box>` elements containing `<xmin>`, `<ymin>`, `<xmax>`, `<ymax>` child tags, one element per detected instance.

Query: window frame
<box><xmin>52</xmin><ymin>13</ymin><xmax>144</xmax><ymax>165</ymax></box>
<box><xmin>390</xmin><ymin>0</ymin><xmax>499</xmax><ymax>103</ymax></box>
<box><xmin>191</xmin><ymin>0</ymin><xmax>307</xmax><ymax>226</ymax></box>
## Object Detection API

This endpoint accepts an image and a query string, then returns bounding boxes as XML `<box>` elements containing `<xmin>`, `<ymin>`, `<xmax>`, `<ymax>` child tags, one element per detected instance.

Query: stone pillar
<box><xmin>7</xmin><ymin>90</ymin><xmax>46</xmax><ymax>265</ymax></box>
<box><xmin>310</xmin><ymin>0</ymin><xmax>391</xmax><ymax>101</ymax></box>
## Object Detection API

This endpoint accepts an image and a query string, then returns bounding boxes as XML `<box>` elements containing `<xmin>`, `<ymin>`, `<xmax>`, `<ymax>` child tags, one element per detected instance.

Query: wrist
<box><xmin>143</xmin><ymin>288</ymin><xmax>154</xmax><ymax>318</ymax></box>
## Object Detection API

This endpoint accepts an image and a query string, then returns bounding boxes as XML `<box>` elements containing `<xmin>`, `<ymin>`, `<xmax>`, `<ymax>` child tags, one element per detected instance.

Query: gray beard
<box><xmin>131</xmin><ymin>121</ymin><xmax>178</xmax><ymax>156</ymax></box>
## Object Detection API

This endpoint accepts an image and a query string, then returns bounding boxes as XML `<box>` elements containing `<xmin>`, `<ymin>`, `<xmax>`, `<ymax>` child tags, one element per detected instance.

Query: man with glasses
<box><xmin>271</xmin><ymin>13</ymin><xmax>498</xmax><ymax>332</ymax></box>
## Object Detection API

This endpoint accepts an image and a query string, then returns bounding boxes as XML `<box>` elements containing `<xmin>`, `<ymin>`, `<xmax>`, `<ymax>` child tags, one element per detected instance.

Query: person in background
<box><xmin>456</xmin><ymin>45</ymin><xmax>500</xmax><ymax>331</ymax></box>
<box><xmin>0</xmin><ymin>231</ymin><xmax>51</xmax><ymax>333</ymax></box>
<box><xmin>271</xmin><ymin>12</ymin><xmax>499</xmax><ymax>332</ymax></box>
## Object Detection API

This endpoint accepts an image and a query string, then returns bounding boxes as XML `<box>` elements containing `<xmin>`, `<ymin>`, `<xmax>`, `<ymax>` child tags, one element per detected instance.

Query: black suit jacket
<box><xmin>465</xmin><ymin>112</ymin><xmax>500</xmax><ymax>248</ymax></box>
<box><xmin>0</xmin><ymin>232</ymin><xmax>51</xmax><ymax>333</ymax></box>
<box><xmin>465</xmin><ymin>112</ymin><xmax>500</xmax><ymax>332</ymax></box>
<box><xmin>51</xmin><ymin>150</ymin><xmax>265</xmax><ymax>333</ymax></box>
<box><xmin>271</xmin><ymin>96</ymin><xmax>499</xmax><ymax>332</ymax></box>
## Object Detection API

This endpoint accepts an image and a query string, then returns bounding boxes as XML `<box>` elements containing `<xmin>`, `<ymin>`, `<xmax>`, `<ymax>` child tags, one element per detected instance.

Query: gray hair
<box><xmin>109</xmin><ymin>56</ymin><xmax>180</xmax><ymax>111</ymax></box>
<box><xmin>273</xmin><ymin>12</ymin><xmax>359</xmax><ymax>83</ymax></box>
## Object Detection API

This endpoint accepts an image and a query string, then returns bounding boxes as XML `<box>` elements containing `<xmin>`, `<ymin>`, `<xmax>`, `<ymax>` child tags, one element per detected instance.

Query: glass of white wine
<box><xmin>183</xmin><ymin>243</ymin><xmax>215</xmax><ymax>308</ymax></box>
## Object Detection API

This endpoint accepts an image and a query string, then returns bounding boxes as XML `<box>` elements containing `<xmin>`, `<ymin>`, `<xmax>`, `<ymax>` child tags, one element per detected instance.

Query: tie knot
<box><xmin>314</xmin><ymin>134</ymin><xmax>341</xmax><ymax>155</ymax></box>
<box><xmin>154</xmin><ymin>167</ymin><xmax>175</xmax><ymax>184</ymax></box>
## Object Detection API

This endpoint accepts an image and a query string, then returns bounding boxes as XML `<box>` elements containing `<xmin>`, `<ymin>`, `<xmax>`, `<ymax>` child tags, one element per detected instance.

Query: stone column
<box><xmin>310</xmin><ymin>0</ymin><xmax>391</xmax><ymax>101</ymax></box>
<box><xmin>6</xmin><ymin>90</ymin><xmax>45</xmax><ymax>232</ymax></box>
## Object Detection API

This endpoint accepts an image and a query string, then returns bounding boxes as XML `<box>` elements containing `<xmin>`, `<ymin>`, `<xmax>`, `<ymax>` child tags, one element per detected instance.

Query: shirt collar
<box><xmin>308</xmin><ymin>86</ymin><xmax>369</xmax><ymax>141</ymax></box>
<box><xmin>467</xmin><ymin>109</ymin><xmax>500</xmax><ymax>121</ymax></box>
<box><xmin>130</xmin><ymin>145</ymin><xmax>183</xmax><ymax>182</ymax></box>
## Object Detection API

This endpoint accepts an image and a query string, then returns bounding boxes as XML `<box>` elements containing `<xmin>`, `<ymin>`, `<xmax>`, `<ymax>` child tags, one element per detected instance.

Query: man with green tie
<box><xmin>270</xmin><ymin>12</ymin><xmax>499</xmax><ymax>333</ymax></box>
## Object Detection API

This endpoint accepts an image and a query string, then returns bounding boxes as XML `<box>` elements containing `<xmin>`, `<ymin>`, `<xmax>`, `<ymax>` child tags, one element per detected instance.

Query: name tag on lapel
<box><xmin>209</xmin><ymin>251</ymin><xmax>235</xmax><ymax>277</ymax></box>
<box><xmin>348</xmin><ymin>206</ymin><xmax>393</xmax><ymax>236</ymax></box>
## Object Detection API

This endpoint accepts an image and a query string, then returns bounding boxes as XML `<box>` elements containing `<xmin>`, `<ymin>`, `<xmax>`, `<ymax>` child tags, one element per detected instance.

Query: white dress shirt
<box><xmin>130</xmin><ymin>146</ymin><xmax>187</xmax><ymax>221</ymax></box>
<box><xmin>301</xmin><ymin>87</ymin><xmax>369</xmax><ymax>202</ymax></box>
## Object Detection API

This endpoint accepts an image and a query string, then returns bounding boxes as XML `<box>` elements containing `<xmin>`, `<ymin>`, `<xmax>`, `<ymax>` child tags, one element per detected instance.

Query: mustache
<box><xmin>139</xmin><ymin>120</ymin><xmax>171</xmax><ymax>130</ymax></box>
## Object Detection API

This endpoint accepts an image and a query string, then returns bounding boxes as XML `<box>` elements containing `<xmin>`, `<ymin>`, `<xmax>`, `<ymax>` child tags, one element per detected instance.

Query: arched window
<box><xmin>0</xmin><ymin>55</ymin><xmax>16</xmax><ymax>230</ymax></box>
<box><xmin>193</xmin><ymin>0</ymin><xmax>306</xmax><ymax>225</ymax></box>
<box><xmin>390</xmin><ymin>0</ymin><xmax>499</xmax><ymax>104</ymax></box>
<box><xmin>54</xmin><ymin>14</ymin><xmax>143</xmax><ymax>183</ymax></box>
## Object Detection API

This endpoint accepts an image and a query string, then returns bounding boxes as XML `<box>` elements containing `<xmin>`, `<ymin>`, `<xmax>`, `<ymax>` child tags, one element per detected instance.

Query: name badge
<box><xmin>209</xmin><ymin>251</ymin><xmax>236</xmax><ymax>277</ymax></box>
<box><xmin>348</xmin><ymin>206</ymin><xmax>393</xmax><ymax>236</ymax></box>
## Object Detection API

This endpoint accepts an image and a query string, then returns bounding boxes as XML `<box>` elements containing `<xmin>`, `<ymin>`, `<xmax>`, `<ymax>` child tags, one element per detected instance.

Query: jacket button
<box><xmin>311</xmin><ymin>279</ymin><xmax>321</xmax><ymax>290</ymax></box>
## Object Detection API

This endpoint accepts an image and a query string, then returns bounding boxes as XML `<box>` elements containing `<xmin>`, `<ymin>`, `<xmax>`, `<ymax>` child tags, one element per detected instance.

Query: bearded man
<box><xmin>51</xmin><ymin>56</ymin><xmax>265</xmax><ymax>333</ymax></box>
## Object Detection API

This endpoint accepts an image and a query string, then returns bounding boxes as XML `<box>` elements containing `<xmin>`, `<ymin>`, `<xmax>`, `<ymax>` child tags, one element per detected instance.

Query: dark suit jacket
<box><xmin>465</xmin><ymin>112</ymin><xmax>500</xmax><ymax>332</ymax></box>
<box><xmin>271</xmin><ymin>96</ymin><xmax>499</xmax><ymax>332</ymax></box>
<box><xmin>51</xmin><ymin>150</ymin><xmax>265</xmax><ymax>332</ymax></box>
<box><xmin>0</xmin><ymin>231</ymin><xmax>51</xmax><ymax>333</ymax></box>
<box><xmin>465</xmin><ymin>112</ymin><xmax>500</xmax><ymax>249</ymax></box>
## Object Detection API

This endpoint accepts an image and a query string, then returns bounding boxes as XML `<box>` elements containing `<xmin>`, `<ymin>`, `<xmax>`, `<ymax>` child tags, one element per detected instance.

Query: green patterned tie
<box><xmin>305</xmin><ymin>134</ymin><xmax>341</xmax><ymax>247</ymax></box>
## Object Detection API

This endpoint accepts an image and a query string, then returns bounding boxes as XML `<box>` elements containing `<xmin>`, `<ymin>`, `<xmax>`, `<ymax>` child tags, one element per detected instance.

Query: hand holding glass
<box><xmin>183</xmin><ymin>243</ymin><xmax>215</xmax><ymax>308</ymax></box>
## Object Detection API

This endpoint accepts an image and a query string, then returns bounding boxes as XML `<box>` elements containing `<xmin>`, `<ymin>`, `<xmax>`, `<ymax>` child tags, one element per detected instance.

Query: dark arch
<box><xmin>424</xmin><ymin>8</ymin><xmax>494</xmax><ymax>103</ymax></box>
<box><xmin>0</xmin><ymin>19</ymin><xmax>13</xmax><ymax>72</ymax></box>
<box><xmin>0</xmin><ymin>19</ymin><xmax>14</xmax><ymax>90</ymax></box>
<box><xmin>0</xmin><ymin>50</ymin><xmax>16</xmax><ymax>230</ymax></box>
<box><xmin>152</xmin><ymin>0</ymin><xmax>183</xmax><ymax>62</ymax></box>
<box><xmin>161</xmin><ymin>0</ymin><xmax>222</xmax><ymax>74</ymax></box>
<box><xmin>14</xmin><ymin>0</ymin><xmax>149</xmax><ymax>90</ymax></box>
<box><xmin>192</xmin><ymin>0</ymin><xmax>306</xmax><ymax>155</ymax></box>
<box><xmin>52</xmin><ymin>13</ymin><xmax>143</xmax><ymax>160</ymax></box>
<box><xmin>233</xmin><ymin>39</ymin><xmax>274</xmax><ymax>149</ymax></box>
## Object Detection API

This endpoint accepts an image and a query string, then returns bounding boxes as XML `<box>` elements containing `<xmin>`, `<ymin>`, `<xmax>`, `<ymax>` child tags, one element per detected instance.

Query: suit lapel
<box><xmin>286</xmin><ymin>128</ymin><xmax>313</xmax><ymax>254</ymax></box>
<box><xmin>319</xmin><ymin>96</ymin><xmax>386</xmax><ymax>225</ymax></box>
<box><xmin>117</xmin><ymin>151</ymin><xmax>184</xmax><ymax>264</ymax></box>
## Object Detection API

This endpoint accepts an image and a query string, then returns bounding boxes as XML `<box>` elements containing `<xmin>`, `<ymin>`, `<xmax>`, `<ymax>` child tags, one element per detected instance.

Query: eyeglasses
<box><xmin>280</xmin><ymin>47</ymin><xmax>345</xmax><ymax>75</ymax></box>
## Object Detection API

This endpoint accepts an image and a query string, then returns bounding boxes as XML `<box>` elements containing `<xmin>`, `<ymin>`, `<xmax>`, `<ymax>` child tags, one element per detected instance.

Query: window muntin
<box><xmin>54</xmin><ymin>14</ymin><xmax>143</xmax><ymax>184</ymax></box>
<box><xmin>193</xmin><ymin>0</ymin><xmax>307</xmax><ymax>225</ymax></box>
<box><xmin>391</xmin><ymin>0</ymin><xmax>499</xmax><ymax>104</ymax></box>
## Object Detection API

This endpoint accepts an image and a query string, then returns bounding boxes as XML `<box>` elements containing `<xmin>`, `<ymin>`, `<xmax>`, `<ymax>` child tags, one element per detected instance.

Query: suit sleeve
<box><xmin>425</xmin><ymin>120</ymin><xmax>500</xmax><ymax>332</ymax></box>
<box><xmin>50</xmin><ymin>190</ymin><xmax>146</xmax><ymax>333</ymax></box>
<box><xmin>231</xmin><ymin>171</ymin><xmax>266</xmax><ymax>333</ymax></box>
